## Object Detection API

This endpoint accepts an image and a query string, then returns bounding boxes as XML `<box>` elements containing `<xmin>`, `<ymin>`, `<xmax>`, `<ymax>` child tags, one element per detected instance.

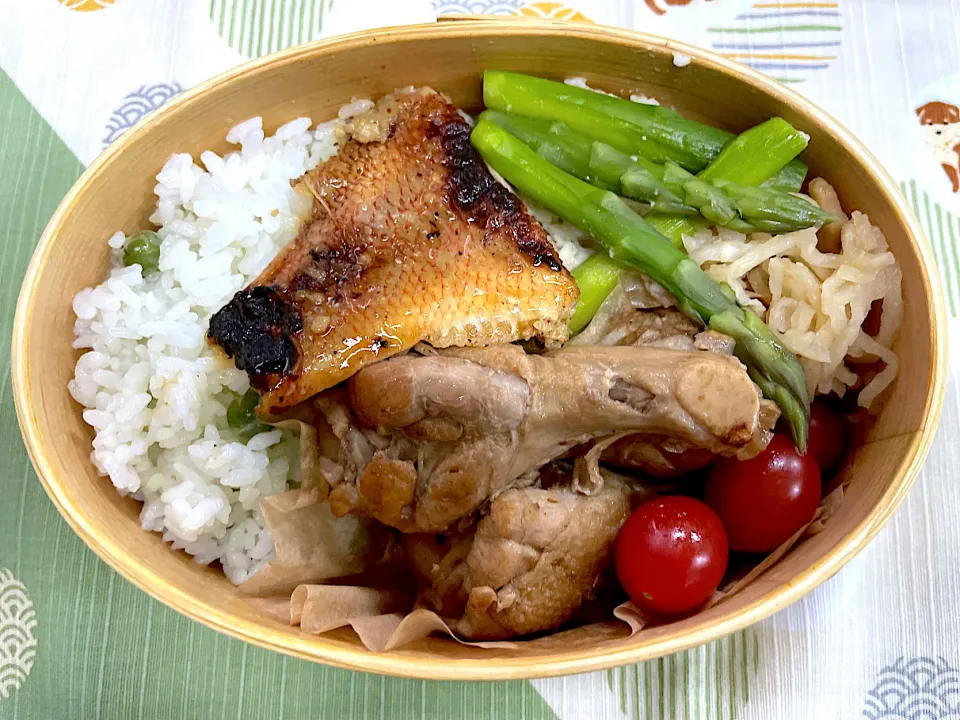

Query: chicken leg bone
<box><xmin>322</xmin><ymin>343</ymin><xmax>770</xmax><ymax>532</ymax></box>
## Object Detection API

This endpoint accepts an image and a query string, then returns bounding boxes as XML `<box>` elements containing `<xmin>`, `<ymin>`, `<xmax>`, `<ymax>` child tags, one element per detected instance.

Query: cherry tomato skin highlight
<box><xmin>615</xmin><ymin>496</ymin><xmax>729</xmax><ymax>616</ymax></box>
<box><xmin>806</xmin><ymin>401</ymin><xmax>849</xmax><ymax>473</ymax></box>
<box><xmin>705</xmin><ymin>434</ymin><xmax>822</xmax><ymax>553</ymax></box>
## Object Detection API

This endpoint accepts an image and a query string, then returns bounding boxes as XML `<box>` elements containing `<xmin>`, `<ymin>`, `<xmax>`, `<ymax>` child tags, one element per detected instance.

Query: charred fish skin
<box><xmin>207</xmin><ymin>286</ymin><xmax>302</xmax><ymax>389</ymax></box>
<box><xmin>439</xmin><ymin>120</ymin><xmax>562</xmax><ymax>273</ymax></box>
<box><xmin>208</xmin><ymin>88</ymin><xmax>578</xmax><ymax>412</ymax></box>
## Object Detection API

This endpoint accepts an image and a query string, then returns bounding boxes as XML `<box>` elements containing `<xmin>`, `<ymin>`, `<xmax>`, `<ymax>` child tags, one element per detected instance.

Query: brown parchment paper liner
<box><xmin>249</xmin><ymin>586</ymin><xmax>521</xmax><ymax>651</ymax></box>
<box><xmin>238</xmin><ymin>418</ymin><xmax>394</xmax><ymax>597</ymax></box>
<box><xmin>242</xmin><ymin>418</ymin><xmax>849</xmax><ymax>651</ymax></box>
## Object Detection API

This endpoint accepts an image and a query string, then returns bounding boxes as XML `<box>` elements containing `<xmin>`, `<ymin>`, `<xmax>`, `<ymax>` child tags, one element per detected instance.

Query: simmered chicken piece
<box><xmin>208</xmin><ymin>88</ymin><xmax>578</xmax><ymax>413</ymax></box>
<box><xmin>316</xmin><ymin>343</ymin><xmax>771</xmax><ymax>532</ymax></box>
<box><xmin>570</xmin><ymin>306</ymin><xmax>702</xmax><ymax>351</ymax></box>
<box><xmin>403</xmin><ymin>475</ymin><xmax>631</xmax><ymax>640</ymax></box>
<box><xmin>569</xmin><ymin>282</ymin><xmax>771</xmax><ymax>477</ymax></box>
<box><xmin>600</xmin><ymin>434</ymin><xmax>718</xmax><ymax>478</ymax></box>
<box><xmin>569</xmin><ymin>277</ymin><xmax>736</xmax><ymax>355</ymax></box>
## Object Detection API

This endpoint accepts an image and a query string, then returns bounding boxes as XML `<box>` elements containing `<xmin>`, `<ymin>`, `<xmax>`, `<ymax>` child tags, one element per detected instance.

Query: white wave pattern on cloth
<box><xmin>0</xmin><ymin>569</ymin><xmax>37</xmax><ymax>700</ymax></box>
<box><xmin>707</xmin><ymin>1</ymin><xmax>844</xmax><ymax>85</ymax></box>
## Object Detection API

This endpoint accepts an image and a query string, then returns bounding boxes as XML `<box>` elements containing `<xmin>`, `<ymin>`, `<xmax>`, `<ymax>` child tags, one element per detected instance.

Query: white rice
<box><xmin>522</xmin><ymin>199</ymin><xmax>595</xmax><ymax>271</ymax></box>
<box><xmin>565</xmin><ymin>76</ymin><xmax>659</xmax><ymax>106</ymax></box>
<box><xmin>69</xmin><ymin>105</ymin><xmax>370</xmax><ymax>583</ymax></box>
<box><xmin>72</xmin><ymin>95</ymin><xmax>592</xmax><ymax>585</ymax></box>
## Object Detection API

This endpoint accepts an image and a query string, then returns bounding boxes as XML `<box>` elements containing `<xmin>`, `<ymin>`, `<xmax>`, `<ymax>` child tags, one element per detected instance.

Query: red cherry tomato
<box><xmin>705</xmin><ymin>434</ymin><xmax>821</xmax><ymax>553</ymax></box>
<box><xmin>807</xmin><ymin>401</ymin><xmax>849</xmax><ymax>473</ymax></box>
<box><xmin>615</xmin><ymin>496</ymin><xmax>728</xmax><ymax>616</ymax></box>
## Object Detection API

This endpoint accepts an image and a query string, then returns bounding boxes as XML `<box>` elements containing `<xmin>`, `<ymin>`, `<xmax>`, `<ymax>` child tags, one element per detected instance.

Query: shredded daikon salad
<box><xmin>682</xmin><ymin>180</ymin><xmax>902</xmax><ymax>409</ymax></box>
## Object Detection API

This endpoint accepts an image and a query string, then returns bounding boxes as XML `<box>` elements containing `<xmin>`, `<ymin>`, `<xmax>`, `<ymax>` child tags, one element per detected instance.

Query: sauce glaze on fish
<box><xmin>209</xmin><ymin>88</ymin><xmax>579</xmax><ymax>412</ymax></box>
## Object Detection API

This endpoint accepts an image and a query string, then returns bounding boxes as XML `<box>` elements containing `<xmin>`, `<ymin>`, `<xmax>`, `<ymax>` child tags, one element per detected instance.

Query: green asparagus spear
<box><xmin>598</xmin><ymin>147</ymin><xmax>832</xmax><ymax>232</ymax></box>
<box><xmin>480</xmin><ymin>110</ymin><xmax>554</xmax><ymax>147</ymax></box>
<box><xmin>641</xmin><ymin>115</ymin><xmax>806</xmax><ymax>234</ymax></box>
<box><xmin>640</xmin><ymin>127</ymin><xmax>808</xmax><ymax>241</ymax></box>
<box><xmin>569</xmin><ymin>254</ymin><xmax>623</xmax><ymax>334</ymax></box>
<box><xmin>483</xmin><ymin>111</ymin><xmax>827</xmax><ymax>233</ymax></box>
<box><xmin>483</xmin><ymin>70</ymin><xmax>731</xmax><ymax>172</ymax></box>
<box><xmin>697</xmin><ymin>118</ymin><xmax>809</xmax><ymax>186</ymax></box>
<box><xmin>641</xmin><ymin>115</ymin><xmax>812</xmax><ymax>235</ymax></box>
<box><xmin>718</xmin><ymin>180</ymin><xmax>833</xmax><ymax>231</ymax></box>
<box><xmin>482</xmin><ymin>112</ymin><xmax>696</xmax><ymax>324</ymax></box>
<box><xmin>484</xmin><ymin>111</ymin><xmax>694</xmax><ymax>216</ymax></box>
<box><xmin>764</xmin><ymin>158</ymin><xmax>808</xmax><ymax>192</ymax></box>
<box><xmin>471</xmin><ymin>117</ymin><xmax>810</xmax><ymax>448</ymax></box>
<box><xmin>483</xmin><ymin>71</ymin><xmax>810</xmax><ymax>182</ymax></box>
<box><xmin>480</xmin><ymin>75</ymin><xmax>813</xmax><ymax>335</ymax></box>
<box><xmin>662</xmin><ymin>162</ymin><xmax>835</xmax><ymax>233</ymax></box>
<box><xmin>480</xmin><ymin>111</ymin><xmax>611</xmax><ymax>188</ymax></box>
<box><xmin>648</xmin><ymin>215</ymin><xmax>708</xmax><ymax>246</ymax></box>
<box><xmin>588</xmin><ymin>142</ymin><xmax>697</xmax><ymax>214</ymax></box>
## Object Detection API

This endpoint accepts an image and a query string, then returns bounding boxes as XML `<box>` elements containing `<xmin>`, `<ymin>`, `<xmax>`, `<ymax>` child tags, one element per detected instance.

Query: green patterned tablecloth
<box><xmin>2</xmin><ymin>1</ymin><xmax>959</xmax><ymax>718</ymax></box>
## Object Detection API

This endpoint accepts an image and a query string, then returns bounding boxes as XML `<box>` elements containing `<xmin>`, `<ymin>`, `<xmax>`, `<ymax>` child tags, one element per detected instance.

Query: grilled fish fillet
<box><xmin>209</xmin><ymin>88</ymin><xmax>579</xmax><ymax>412</ymax></box>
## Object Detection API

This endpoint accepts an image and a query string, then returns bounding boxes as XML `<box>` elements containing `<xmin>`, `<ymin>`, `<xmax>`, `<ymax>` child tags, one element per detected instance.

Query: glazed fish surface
<box><xmin>209</xmin><ymin>88</ymin><xmax>579</xmax><ymax>412</ymax></box>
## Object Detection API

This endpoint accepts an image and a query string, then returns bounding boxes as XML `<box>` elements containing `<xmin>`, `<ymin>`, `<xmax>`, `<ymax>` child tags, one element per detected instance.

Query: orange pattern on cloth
<box><xmin>58</xmin><ymin>0</ymin><xmax>117</xmax><ymax>10</ymax></box>
<box><xmin>515</xmin><ymin>2</ymin><xmax>593</xmax><ymax>21</ymax></box>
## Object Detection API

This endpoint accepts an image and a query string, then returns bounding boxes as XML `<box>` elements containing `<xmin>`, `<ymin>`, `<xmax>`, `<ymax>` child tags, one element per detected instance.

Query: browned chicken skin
<box><xmin>317</xmin><ymin>343</ymin><xmax>769</xmax><ymax>533</ymax></box>
<box><xmin>208</xmin><ymin>89</ymin><xmax>578</xmax><ymax>412</ymax></box>
<box><xmin>404</xmin><ymin>475</ymin><xmax>632</xmax><ymax>640</ymax></box>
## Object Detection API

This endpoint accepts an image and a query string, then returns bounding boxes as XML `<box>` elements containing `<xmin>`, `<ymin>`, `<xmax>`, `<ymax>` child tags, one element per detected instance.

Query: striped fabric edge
<box><xmin>708</xmin><ymin>1</ymin><xmax>843</xmax><ymax>85</ymax></box>
<box><xmin>605</xmin><ymin>630</ymin><xmax>759</xmax><ymax>720</ymax></box>
<box><xmin>208</xmin><ymin>0</ymin><xmax>335</xmax><ymax>58</ymax></box>
<box><xmin>901</xmin><ymin>179</ymin><xmax>960</xmax><ymax>318</ymax></box>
